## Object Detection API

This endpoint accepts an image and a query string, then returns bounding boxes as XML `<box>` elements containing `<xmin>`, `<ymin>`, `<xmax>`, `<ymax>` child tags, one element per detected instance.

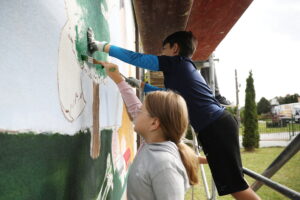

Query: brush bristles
<box><xmin>88</xmin><ymin>56</ymin><xmax>94</xmax><ymax>63</ymax></box>
<box><xmin>81</xmin><ymin>55</ymin><xmax>94</xmax><ymax>64</ymax></box>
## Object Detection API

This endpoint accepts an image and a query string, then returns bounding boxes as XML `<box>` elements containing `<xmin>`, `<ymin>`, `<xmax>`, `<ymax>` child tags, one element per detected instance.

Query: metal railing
<box><xmin>246</xmin><ymin>133</ymin><xmax>300</xmax><ymax>200</ymax></box>
<box><xmin>183</xmin><ymin>127</ymin><xmax>217</xmax><ymax>200</ymax></box>
<box><xmin>244</xmin><ymin>168</ymin><xmax>300</xmax><ymax>200</ymax></box>
<box><xmin>185</xmin><ymin>128</ymin><xmax>300</xmax><ymax>200</ymax></box>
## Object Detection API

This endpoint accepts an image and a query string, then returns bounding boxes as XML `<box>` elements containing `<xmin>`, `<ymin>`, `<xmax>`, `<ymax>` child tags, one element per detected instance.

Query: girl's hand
<box><xmin>98</xmin><ymin>61</ymin><xmax>123</xmax><ymax>83</ymax></box>
<box><xmin>198</xmin><ymin>156</ymin><xmax>208</xmax><ymax>164</ymax></box>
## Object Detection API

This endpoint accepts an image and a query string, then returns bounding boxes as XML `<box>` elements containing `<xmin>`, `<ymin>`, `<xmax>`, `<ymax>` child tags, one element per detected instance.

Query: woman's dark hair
<box><xmin>162</xmin><ymin>31</ymin><xmax>198</xmax><ymax>58</ymax></box>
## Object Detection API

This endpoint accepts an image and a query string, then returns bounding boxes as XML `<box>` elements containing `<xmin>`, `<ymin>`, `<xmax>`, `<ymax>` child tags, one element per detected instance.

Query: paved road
<box><xmin>239</xmin><ymin>132</ymin><xmax>299</xmax><ymax>148</ymax></box>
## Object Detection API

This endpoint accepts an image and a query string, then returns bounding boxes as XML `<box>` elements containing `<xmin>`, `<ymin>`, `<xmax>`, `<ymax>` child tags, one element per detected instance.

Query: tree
<box><xmin>226</xmin><ymin>106</ymin><xmax>238</xmax><ymax>116</ymax></box>
<box><xmin>276</xmin><ymin>93</ymin><xmax>299</xmax><ymax>104</ymax></box>
<box><xmin>240</xmin><ymin>107</ymin><xmax>245</xmax><ymax>124</ymax></box>
<box><xmin>242</xmin><ymin>71</ymin><xmax>259</xmax><ymax>151</ymax></box>
<box><xmin>257</xmin><ymin>97</ymin><xmax>271</xmax><ymax>114</ymax></box>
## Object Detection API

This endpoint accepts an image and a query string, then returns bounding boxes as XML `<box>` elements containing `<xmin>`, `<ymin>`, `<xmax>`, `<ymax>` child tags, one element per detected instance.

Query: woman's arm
<box><xmin>99</xmin><ymin>61</ymin><xmax>142</xmax><ymax>120</ymax></box>
<box><xmin>87</xmin><ymin>28</ymin><xmax>160</xmax><ymax>71</ymax></box>
<box><xmin>117</xmin><ymin>81</ymin><xmax>142</xmax><ymax>120</ymax></box>
<box><xmin>106</xmin><ymin>45</ymin><xmax>160</xmax><ymax>71</ymax></box>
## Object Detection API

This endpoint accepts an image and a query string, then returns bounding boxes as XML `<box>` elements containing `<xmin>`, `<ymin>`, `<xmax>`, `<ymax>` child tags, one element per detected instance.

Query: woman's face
<box><xmin>134</xmin><ymin>105</ymin><xmax>153</xmax><ymax>137</ymax></box>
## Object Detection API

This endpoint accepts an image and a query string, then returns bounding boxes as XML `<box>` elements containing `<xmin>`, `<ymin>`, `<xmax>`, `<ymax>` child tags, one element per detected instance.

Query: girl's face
<box><xmin>134</xmin><ymin>105</ymin><xmax>153</xmax><ymax>137</ymax></box>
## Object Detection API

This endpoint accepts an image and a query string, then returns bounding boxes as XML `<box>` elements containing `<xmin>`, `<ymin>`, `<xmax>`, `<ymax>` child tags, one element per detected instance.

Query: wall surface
<box><xmin>0</xmin><ymin>0</ymin><xmax>136</xmax><ymax>199</ymax></box>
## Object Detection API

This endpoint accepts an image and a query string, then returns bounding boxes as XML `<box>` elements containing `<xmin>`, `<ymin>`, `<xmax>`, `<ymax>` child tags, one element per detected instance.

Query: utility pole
<box><xmin>235</xmin><ymin>69</ymin><xmax>240</xmax><ymax>125</ymax></box>
<box><xmin>208</xmin><ymin>55</ymin><xmax>216</xmax><ymax>95</ymax></box>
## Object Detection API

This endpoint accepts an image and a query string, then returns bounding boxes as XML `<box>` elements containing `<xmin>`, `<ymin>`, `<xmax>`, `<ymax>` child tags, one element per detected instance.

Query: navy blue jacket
<box><xmin>109</xmin><ymin>45</ymin><xmax>224</xmax><ymax>132</ymax></box>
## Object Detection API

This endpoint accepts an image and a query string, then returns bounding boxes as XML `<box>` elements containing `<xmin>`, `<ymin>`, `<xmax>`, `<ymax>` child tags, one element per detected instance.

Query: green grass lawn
<box><xmin>185</xmin><ymin>147</ymin><xmax>300</xmax><ymax>200</ymax></box>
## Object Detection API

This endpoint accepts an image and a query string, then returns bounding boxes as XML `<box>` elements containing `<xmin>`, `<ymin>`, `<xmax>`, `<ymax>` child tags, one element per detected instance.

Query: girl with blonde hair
<box><xmin>100</xmin><ymin>61</ymin><xmax>200</xmax><ymax>200</ymax></box>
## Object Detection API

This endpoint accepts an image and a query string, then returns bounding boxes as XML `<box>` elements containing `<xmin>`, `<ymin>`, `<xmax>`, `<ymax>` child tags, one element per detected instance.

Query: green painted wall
<box><xmin>75</xmin><ymin>0</ymin><xmax>110</xmax><ymax>77</ymax></box>
<box><xmin>0</xmin><ymin>130</ymin><xmax>126</xmax><ymax>200</ymax></box>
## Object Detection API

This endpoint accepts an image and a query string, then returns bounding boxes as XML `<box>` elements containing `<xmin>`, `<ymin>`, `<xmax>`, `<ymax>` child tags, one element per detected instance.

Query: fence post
<box><xmin>288</xmin><ymin>122</ymin><xmax>291</xmax><ymax>139</ymax></box>
<box><xmin>292</xmin><ymin>116</ymin><xmax>295</xmax><ymax>137</ymax></box>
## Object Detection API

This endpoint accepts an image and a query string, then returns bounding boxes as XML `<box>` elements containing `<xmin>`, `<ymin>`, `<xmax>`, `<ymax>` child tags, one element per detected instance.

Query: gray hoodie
<box><xmin>127</xmin><ymin>141</ymin><xmax>190</xmax><ymax>200</ymax></box>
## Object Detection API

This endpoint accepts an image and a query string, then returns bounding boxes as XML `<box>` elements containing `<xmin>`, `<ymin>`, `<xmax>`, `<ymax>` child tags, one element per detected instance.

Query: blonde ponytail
<box><xmin>144</xmin><ymin>91</ymin><xmax>199</xmax><ymax>185</ymax></box>
<box><xmin>177</xmin><ymin>143</ymin><xmax>199</xmax><ymax>185</ymax></box>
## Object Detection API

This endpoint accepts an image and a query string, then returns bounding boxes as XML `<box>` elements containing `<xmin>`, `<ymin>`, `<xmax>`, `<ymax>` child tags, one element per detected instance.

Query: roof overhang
<box><xmin>133</xmin><ymin>0</ymin><xmax>253</xmax><ymax>61</ymax></box>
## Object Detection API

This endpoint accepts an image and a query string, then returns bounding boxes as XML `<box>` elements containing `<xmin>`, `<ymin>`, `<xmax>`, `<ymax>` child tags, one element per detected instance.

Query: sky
<box><xmin>214</xmin><ymin>0</ymin><xmax>300</xmax><ymax>107</ymax></box>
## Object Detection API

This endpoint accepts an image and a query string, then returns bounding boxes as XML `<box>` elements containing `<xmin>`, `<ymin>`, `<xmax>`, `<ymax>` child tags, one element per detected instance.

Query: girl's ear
<box><xmin>150</xmin><ymin>117</ymin><xmax>160</xmax><ymax>131</ymax></box>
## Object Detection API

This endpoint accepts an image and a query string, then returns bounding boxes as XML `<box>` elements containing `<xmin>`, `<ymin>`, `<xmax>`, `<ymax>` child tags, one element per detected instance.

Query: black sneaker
<box><xmin>215</xmin><ymin>95</ymin><xmax>232</xmax><ymax>106</ymax></box>
<box><xmin>87</xmin><ymin>28</ymin><xmax>98</xmax><ymax>54</ymax></box>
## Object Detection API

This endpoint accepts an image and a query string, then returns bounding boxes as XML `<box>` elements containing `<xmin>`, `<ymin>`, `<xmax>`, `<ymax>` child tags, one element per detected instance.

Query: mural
<box><xmin>58</xmin><ymin>0</ymin><xmax>110</xmax><ymax>122</ymax></box>
<box><xmin>0</xmin><ymin>0</ymin><xmax>136</xmax><ymax>199</ymax></box>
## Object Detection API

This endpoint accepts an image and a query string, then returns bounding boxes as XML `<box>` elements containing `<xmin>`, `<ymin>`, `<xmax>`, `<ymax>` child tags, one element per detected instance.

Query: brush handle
<box><xmin>93</xmin><ymin>59</ymin><xmax>116</xmax><ymax>71</ymax></box>
<box><xmin>91</xmin><ymin>57</ymin><xmax>116</xmax><ymax>71</ymax></box>
<box><xmin>93</xmin><ymin>59</ymin><xmax>104</xmax><ymax>68</ymax></box>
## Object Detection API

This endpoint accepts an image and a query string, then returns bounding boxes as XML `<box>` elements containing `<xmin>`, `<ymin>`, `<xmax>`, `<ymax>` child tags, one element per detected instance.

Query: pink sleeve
<box><xmin>117</xmin><ymin>80</ymin><xmax>142</xmax><ymax>120</ymax></box>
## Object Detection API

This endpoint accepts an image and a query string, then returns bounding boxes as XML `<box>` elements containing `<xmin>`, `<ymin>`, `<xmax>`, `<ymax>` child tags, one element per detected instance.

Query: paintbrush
<box><xmin>81</xmin><ymin>55</ymin><xmax>103</xmax><ymax>66</ymax></box>
<box><xmin>81</xmin><ymin>55</ymin><xmax>138</xmax><ymax>88</ymax></box>
<box><xmin>81</xmin><ymin>55</ymin><xmax>117</xmax><ymax>72</ymax></box>
<box><xmin>119</xmin><ymin>73</ymin><xmax>128</xmax><ymax>79</ymax></box>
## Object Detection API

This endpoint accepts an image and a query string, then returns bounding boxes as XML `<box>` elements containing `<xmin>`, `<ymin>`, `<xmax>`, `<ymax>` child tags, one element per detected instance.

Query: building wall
<box><xmin>0</xmin><ymin>0</ymin><xmax>136</xmax><ymax>199</ymax></box>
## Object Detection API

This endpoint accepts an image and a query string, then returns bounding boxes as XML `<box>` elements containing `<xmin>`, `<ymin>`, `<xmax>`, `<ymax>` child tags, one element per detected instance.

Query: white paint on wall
<box><xmin>58</xmin><ymin>23</ymin><xmax>86</xmax><ymax>122</ymax></box>
<box><xmin>0</xmin><ymin>0</ymin><xmax>136</xmax><ymax>135</ymax></box>
<box><xmin>58</xmin><ymin>0</ymin><xmax>89</xmax><ymax>122</ymax></box>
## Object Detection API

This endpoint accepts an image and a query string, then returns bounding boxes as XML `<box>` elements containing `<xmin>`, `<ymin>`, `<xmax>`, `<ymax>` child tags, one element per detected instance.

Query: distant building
<box><xmin>270</xmin><ymin>98</ymin><xmax>279</xmax><ymax>106</ymax></box>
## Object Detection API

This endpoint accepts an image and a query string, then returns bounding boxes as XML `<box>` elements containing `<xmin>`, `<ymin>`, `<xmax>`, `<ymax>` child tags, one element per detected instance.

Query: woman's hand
<box><xmin>98</xmin><ymin>61</ymin><xmax>123</xmax><ymax>83</ymax></box>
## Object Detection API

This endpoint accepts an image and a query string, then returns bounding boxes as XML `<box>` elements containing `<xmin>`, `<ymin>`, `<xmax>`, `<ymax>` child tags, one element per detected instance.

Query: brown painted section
<box><xmin>91</xmin><ymin>82</ymin><xmax>100</xmax><ymax>159</ymax></box>
<box><xmin>187</xmin><ymin>0</ymin><xmax>253</xmax><ymax>61</ymax></box>
<box><xmin>133</xmin><ymin>0</ymin><xmax>193</xmax><ymax>55</ymax></box>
